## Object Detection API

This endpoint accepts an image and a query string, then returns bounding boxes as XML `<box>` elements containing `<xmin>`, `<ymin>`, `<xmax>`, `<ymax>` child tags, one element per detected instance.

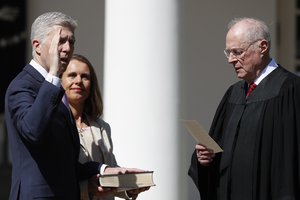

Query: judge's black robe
<box><xmin>189</xmin><ymin>66</ymin><xmax>300</xmax><ymax>200</ymax></box>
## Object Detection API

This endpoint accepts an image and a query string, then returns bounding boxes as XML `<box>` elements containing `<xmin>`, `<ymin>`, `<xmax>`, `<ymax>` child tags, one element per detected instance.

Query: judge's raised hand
<box><xmin>196</xmin><ymin>144</ymin><xmax>215</xmax><ymax>166</ymax></box>
<box><xmin>48</xmin><ymin>27</ymin><xmax>62</xmax><ymax>76</ymax></box>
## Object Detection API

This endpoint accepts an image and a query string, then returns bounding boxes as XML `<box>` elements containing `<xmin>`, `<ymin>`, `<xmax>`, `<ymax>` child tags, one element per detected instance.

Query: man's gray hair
<box><xmin>228</xmin><ymin>17</ymin><xmax>271</xmax><ymax>47</ymax></box>
<box><xmin>31</xmin><ymin>11</ymin><xmax>77</xmax><ymax>44</ymax></box>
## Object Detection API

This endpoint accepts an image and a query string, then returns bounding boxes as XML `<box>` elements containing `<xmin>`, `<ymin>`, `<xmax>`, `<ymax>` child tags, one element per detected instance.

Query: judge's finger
<box><xmin>48</xmin><ymin>28</ymin><xmax>62</xmax><ymax>75</ymax></box>
<box><xmin>195</xmin><ymin>144</ymin><xmax>207</xmax><ymax>150</ymax></box>
<box><xmin>199</xmin><ymin>160</ymin><xmax>213</xmax><ymax>166</ymax></box>
<box><xmin>198</xmin><ymin>154</ymin><xmax>214</xmax><ymax>161</ymax></box>
<box><xmin>198</xmin><ymin>156</ymin><xmax>213</xmax><ymax>162</ymax></box>
<box><xmin>199</xmin><ymin>157</ymin><xmax>214</xmax><ymax>164</ymax></box>
<box><xmin>197</xmin><ymin>150</ymin><xmax>215</xmax><ymax>159</ymax></box>
<box><xmin>49</xmin><ymin>28</ymin><xmax>62</xmax><ymax>59</ymax></box>
<box><xmin>196</xmin><ymin>145</ymin><xmax>214</xmax><ymax>155</ymax></box>
<box><xmin>202</xmin><ymin>151</ymin><xmax>216</xmax><ymax>158</ymax></box>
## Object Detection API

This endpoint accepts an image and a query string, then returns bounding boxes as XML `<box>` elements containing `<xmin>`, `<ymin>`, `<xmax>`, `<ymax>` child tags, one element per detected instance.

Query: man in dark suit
<box><xmin>5</xmin><ymin>12</ymin><xmax>130</xmax><ymax>200</ymax></box>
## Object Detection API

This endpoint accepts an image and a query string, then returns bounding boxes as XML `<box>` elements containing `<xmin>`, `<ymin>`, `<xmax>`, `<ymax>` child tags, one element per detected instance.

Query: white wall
<box><xmin>103</xmin><ymin>1</ymin><xmax>179</xmax><ymax>199</ymax></box>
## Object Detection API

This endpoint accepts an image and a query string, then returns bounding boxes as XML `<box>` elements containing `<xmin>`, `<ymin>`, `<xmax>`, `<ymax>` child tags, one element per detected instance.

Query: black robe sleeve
<box><xmin>188</xmin><ymin>85</ymin><xmax>233</xmax><ymax>200</ymax></box>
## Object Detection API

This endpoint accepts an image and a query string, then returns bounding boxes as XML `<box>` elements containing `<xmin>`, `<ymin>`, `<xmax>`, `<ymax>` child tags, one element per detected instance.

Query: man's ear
<box><xmin>259</xmin><ymin>40</ymin><xmax>269</xmax><ymax>54</ymax></box>
<box><xmin>32</xmin><ymin>39</ymin><xmax>41</xmax><ymax>55</ymax></box>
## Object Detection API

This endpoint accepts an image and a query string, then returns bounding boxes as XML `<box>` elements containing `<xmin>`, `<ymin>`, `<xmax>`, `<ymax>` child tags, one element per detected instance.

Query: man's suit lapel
<box><xmin>24</xmin><ymin>64</ymin><xmax>45</xmax><ymax>83</ymax></box>
<box><xmin>25</xmin><ymin>64</ymin><xmax>80</xmax><ymax>154</ymax></box>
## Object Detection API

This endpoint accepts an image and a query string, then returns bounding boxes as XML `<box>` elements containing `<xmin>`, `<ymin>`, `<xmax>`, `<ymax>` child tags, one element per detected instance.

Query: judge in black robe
<box><xmin>188</xmin><ymin>18</ymin><xmax>300</xmax><ymax>200</ymax></box>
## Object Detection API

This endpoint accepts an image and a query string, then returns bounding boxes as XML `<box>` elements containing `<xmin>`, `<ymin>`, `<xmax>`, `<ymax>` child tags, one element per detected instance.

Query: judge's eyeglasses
<box><xmin>224</xmin><ymin>40</ymin><xmax>261</xmax><ymax>59</ymax></box>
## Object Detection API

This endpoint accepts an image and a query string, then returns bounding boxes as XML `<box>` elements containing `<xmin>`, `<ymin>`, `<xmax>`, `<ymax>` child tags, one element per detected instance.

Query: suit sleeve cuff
<box><xmin>45</xmin><ymin>74</ymin><xmax>61</xmax><ymax>87</ymax></box>
<box><xmin>100</xmin><ymin>164</ymin><xmax>108</xmax><ymax>175</ymax></box>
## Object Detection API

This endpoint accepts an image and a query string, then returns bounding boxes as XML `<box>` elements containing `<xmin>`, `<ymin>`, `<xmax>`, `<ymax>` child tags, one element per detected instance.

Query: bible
<box><xmin>99</xmin><ymin>171</ymin><xmax>155</xmax><ymax>190</ymax></box>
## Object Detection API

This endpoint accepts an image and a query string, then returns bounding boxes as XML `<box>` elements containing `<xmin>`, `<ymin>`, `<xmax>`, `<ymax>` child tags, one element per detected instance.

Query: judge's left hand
<box><xmin>196</xmin><ymin>144</ymin><xmax>215</xmax><ymax>166</ymax></box>
<box><xmin>48</xmin><ymin>27</ymin><xmax>62</xmax><ymax>76</ymax></box>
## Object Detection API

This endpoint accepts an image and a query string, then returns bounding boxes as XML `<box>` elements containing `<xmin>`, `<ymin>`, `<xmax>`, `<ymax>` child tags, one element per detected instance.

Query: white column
<box><xmin>103</xmin><ymin>1</ymin><xmax>180</xmax><ymax>199</ymax></box>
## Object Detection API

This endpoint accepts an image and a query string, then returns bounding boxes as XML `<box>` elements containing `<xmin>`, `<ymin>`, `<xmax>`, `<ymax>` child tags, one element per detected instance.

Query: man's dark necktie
<box><xmin>246</xmin><ymin>82</ymin><xmax>256</xmax><ymax>98</ymax></box>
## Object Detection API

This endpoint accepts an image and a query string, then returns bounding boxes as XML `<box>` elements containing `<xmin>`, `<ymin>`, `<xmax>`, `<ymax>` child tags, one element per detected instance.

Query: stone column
<box><xmin>103</xmin><ymin>1</ymin><xmax>180</xmax><ymax>199</ymax></box>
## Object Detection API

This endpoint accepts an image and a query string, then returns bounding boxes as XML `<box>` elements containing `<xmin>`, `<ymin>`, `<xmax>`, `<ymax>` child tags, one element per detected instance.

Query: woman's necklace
<box><xmin>78</xmin><ymin>126</ymin><xmax>86</xmax><ymax>133</ymax></box>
